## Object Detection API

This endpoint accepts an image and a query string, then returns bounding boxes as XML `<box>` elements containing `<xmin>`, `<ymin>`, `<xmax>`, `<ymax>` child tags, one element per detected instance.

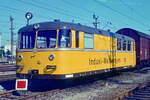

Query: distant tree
<box><xmin>6</xmin><ymin>49</ymin><xmax>11</xmax><ymax>56</ymax></box>
<box><xmin>0</xmin><ymin>50</ymin><xmax>2</xmax><ymax>58</ymax></box>
<box><xmin>0</xmin><ymin>49</ymin><xmax>5</xmax><ymax>58</ymax></box>
<box><xmin>3</xmin><ymin>50</ymin><xmax>5</xmax><ymax>57</ymax></box>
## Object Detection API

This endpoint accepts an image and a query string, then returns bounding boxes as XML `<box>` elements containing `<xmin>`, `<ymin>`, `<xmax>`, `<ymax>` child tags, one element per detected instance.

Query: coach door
<box><xmin>109</xmin><ymin>33</ymin><xmax>116</xmax><ymax>70</ymax></box>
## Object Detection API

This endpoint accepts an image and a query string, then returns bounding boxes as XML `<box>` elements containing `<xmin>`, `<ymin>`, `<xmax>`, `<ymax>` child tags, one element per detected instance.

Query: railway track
<box><xmin>122</xmin><ymin>83</ymin><xmax>150</xmax><ymax>100</ymax></box>
<box><xmin>111</xmin><ymin>80</ymin><xmax>150</xmax><ymax>100</ymax></box>
<box><xmin>19</xmin><ymin>89</ymin><xmax>60</xmax><ymax>100</ymax></box>
<box><xmin>0</xmin><ymin>64</ymin><xmax>16</xmax><ymax>81</ymax></box>
<box><xmin>1</xmin><ymin>82</ymin><xmax>150</xmax><ymax>100</ymax></box>
<box><xmin>110</xmin><ymin>67</ymin><xmax>150</xmax><ymax>100</ymax></box>
<box><xmin>0</xmin><ymin>89</ymin><xmax>61</xmax><ymax>100</ymax></box>
<box><xmin>0</xmin><ymin>66</ymin><xmax>150</xmax><ymax>100</ymax></box>
<box><xmin>0</xmin><ymin>64</ymin><xmax>16</xmax><ymax>72</ymax></box>
<box><xmin>0</xmin><ymin>90</ymin><xmax>19</xmax><ymax>99</ymax></box>
<box><xmin>0</xmin><ymin>74</ymin><xmax>16</xmax><ymax>81</ymax></box>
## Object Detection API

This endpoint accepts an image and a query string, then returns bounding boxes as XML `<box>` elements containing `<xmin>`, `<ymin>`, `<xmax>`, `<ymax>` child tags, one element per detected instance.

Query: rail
<box><xmin>0</xmin><ymin>90</ymin><xmax>18</xmax><ymax>99</ymax></box>
<box><xmin>19</xmin><ymin>89</ymin><xmax>60</xmax><ymax>100</ymax></box>
<box><xmin>0</xmin><ymin>89</ymin><xmax>61</xmax><ymax>100</ymax></box>
<box><xmin>112</xmin><ymin>82</ymin><xmax>149</xmax><ymax>100</ymax></box>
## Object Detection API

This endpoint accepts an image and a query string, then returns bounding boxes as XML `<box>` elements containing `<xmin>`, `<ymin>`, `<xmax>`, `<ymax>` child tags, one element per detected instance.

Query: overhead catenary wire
<box><xmin>2</xmin><ymin>0</ymin><xmax>149</xmax><ymax>45</ymax></box>
<box><xmin>0</xmin><ymin>0</ymin><xmax>117</xmax><ymax>30</ymax></box>
<box><xmin>0</xmin><ymin>5</ymin><xmax>25</xmax><ymax>14</ymax></box>
<box><xmin>0</xmin><ymin>21</ymin><xmax>22</xmax><ymax>25</ymax></box>
<box><xmin>119</xmin><ymin>0</ymin><xmax>150</xmax><ymax>21</ymax></box>
<box><xmin>0</xmin><ymin>14</ymin><xmax>9</xmax><ymax>17</ymax></box>
<box><xmin>119</xmin><ymin>0</ymin><xmax>150</xmax><ymax>32</ymax></box>
<box><xmin>61</xmin><ymin>0</ymin><xmax>106</xmax><ymax>20</ymax></box>
<box><xmin>0</xmin><ymin>3</ymin><xmax>53</xmax><ymax>22</ymax></box>
<box><xmin>93</xmin><ymin>0</ymin><xmax>150</xmax><ymax>28</ymax></box>
<box><xmin>62</xmin><ymin>0</ymin><xmax>119</xmax><ymax>30</ymax></box>
<box><xmin>0</xmin><ymin>4</ymin><xmax>54</xmax><ymax>44</ymax></box>
<box><xmin>62</xmin><ymin>0</ymin><xmax>115</xmax><ymax>22</ymax></box>
<box><xmin>16</xmin><ymin>0</ymin><xmax>90</xmax><ymax>22</ymax></box>
<box><xmin>31</xmin><ymin>0</ymin><xmax>90</xmax><ymax>22</ymax></box>
<box><xmin>62</xmin><ymin>0</ymin><xmax>93</xmax><ymax>14</ymax></box>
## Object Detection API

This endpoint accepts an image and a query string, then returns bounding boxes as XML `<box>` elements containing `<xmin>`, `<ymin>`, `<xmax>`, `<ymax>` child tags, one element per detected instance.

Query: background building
<box><xmin>4</xmin><ymin>44</ymin><xmax>16</xmax><ymax>57</ymax></box>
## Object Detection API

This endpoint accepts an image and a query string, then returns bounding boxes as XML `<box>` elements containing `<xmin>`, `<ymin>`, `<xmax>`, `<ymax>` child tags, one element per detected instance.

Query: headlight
<box><xmin>34</xmin><ymin>24</ymin><xmax>40</xmax><ymax>29</ymax></box>
<box><xmin>18</xmin><ymin>55</ymin><xmax>23</xmax><ymax>61</ymax></box>
<box><xmin>49</xmin><ymin>54</ymin><xmax>55</xmax><ymax>61</ymax></box>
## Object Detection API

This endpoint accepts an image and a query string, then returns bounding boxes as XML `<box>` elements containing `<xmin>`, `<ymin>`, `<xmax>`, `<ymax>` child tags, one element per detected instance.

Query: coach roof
<box><xmin>18</xmin><ymin>21</ymin><xmax>134</xmax><ymax>41</ymax></box>
<box><xmin>117</xmin><ymin>28</ymin><xmax>150</xmax><ymax>39</ymax></box>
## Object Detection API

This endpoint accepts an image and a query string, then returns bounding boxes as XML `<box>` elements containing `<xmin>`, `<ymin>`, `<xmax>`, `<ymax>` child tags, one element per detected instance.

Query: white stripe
<box><xmin>65</xmin><ymin>74</ymin><xmax>73</xmax><ymax>78</ymax></box>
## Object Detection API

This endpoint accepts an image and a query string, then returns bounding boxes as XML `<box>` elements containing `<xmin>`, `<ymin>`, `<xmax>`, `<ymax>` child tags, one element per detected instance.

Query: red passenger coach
<box><xmin>116</xmin><ymin>28</ymin><xmax>150</xmax><ymax>65</ymax></box>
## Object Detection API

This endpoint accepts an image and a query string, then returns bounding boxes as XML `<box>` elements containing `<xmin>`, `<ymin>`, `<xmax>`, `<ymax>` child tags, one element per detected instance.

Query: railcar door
<box><xmin>109</xmin><ymin>32</ymin><xmax>116</xmax><ymax>70</ymax></box>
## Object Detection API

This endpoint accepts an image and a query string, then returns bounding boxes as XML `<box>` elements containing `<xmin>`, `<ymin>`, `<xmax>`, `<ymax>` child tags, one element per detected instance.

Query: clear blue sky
<box><xmin>0</xmin><ymin>0</ymin><xmax>150</xmax><ymax>46</ymax></box>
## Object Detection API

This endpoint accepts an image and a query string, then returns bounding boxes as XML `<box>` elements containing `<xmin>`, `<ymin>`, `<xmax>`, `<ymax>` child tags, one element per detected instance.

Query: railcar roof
<box><xmin>18</xmin><ymin>21</ymin><xmax>134</xmax><ymax>41</ymax></box>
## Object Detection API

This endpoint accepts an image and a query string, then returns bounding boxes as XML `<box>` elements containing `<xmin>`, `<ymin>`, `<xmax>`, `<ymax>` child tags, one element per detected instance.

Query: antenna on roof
<box><xmin>93</xmin><ymin>13</ymin><xmax>100</xmax><ymax>29</ymax></box>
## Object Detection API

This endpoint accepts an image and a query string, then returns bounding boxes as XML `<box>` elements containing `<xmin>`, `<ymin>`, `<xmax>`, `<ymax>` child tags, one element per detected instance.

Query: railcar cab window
<box><xmin>123</xmin><ymin>40</ymin><xmax>127</xmax><ymax>51</ymax></box>
<box><xmin>84</xmin><ymin>32</ymin><xmax>93</xmax><ymax>48</ymax></box>
<box><xmin>37</xmin><ymin>30</ymin><xmax>57</xmax><ymax>48</ymax></box>
<box><xmin>127</xmin><ymin>41</ymin><xmax>131</xmax><ymax>51</ymax></box>
<box><xmin>117</xmin><ymin>38</ymin><xmax>121</xmax><ymax>50</ymax></box>
<box><xmin>58</xmin><ymin>29</ymin><xmax>71</xmax><ymax>48</ymax></box>
<box><xmin>19</xmin><ymin>32</ymin><xmax>36</xmax><ymax>49</ymax></box>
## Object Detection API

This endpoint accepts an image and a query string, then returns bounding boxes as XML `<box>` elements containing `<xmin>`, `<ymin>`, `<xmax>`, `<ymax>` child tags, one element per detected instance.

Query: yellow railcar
<box><xmin>16</xmin><ymin>21</ymin><xmax>136</xmax><ymax>79</ymax></box>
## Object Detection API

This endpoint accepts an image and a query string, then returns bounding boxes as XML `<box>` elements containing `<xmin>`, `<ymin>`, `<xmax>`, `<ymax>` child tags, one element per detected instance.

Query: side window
<box><xmin>123</xmin><ymin>40</ymin><xmax>126</xmax><ymax>51</ymax></box>
<box><xmin>117</xmin><ymin>38</ymin><xmax>121</xmax><ymax>50</ymax></box>
<box><xmin>84</xmin><ymin>32</ymin><xmax>93</xmax><ymax>48</ymax></box>
<box><xmin>127</xmin><ymin>41</ymin><xmax>131</xmax><ymax>51</ymax></box>
<box><xmin>76</xmin><ymin>31</ymin><xmax>79</xmax><ymax>48</ymax></box>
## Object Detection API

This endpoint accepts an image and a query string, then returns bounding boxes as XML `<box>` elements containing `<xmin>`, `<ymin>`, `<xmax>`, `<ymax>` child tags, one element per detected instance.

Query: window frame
<box><xmin>84</xmin><ymin>32</ymin><xmax>94</xmax><ymax>49</ymax></box>
<box><xmin>58</xmin><ymin>29</ymin><xmax>72</xmax><ymax>48</ymax></box>
<box><xmin>123</xmin><ymin>40</ymin><xmax>127</xmax><ymax>51</ymax></box>
<box><xmin>19</xmin><ymin>31</ymin><xmax>36</xmax><ymax>49</ymax></box>
<box><xmin>127</xmin><ymin>41</ymin><xmax>131</xmax><ymax>51</ymax></box>
<box><xmin>36</xmin><ymin>30</ymin><xmax>57</xmax><ymax>49</ymax></box>
<box><xmin>75</xmin><ymin>31</ymin><xmax>79</xmax><ymax>48</ymax></box>
<box><xmin>117</xmin><ymin>38</ymin><xmax>122</xmax><ymax>50</ymax></box>
<box><xmin>133</xmin><ymin>42</ymin><xmax>135</xmax><ymax>51</ymax></box>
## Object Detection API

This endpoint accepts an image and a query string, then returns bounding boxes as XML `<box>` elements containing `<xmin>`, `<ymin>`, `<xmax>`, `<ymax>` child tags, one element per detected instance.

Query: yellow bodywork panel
<box><xmin>94</xmin><ymin>34</ymin><xmax>112</xmax><ymax>50</ymax></box>
<box><xmin>79</xmin><ymin>31</ymin><xmax>84</xmax><ymax>49</ymax></box>
<box><xmin>17</xmin><ymin>50</ymin><xmax>135</xmax><ymax>75</ymax></box>
<box><xmin>71</xmin><ymin>30</ymin><xmax>76</xmax><ymax>48</ymax></box>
